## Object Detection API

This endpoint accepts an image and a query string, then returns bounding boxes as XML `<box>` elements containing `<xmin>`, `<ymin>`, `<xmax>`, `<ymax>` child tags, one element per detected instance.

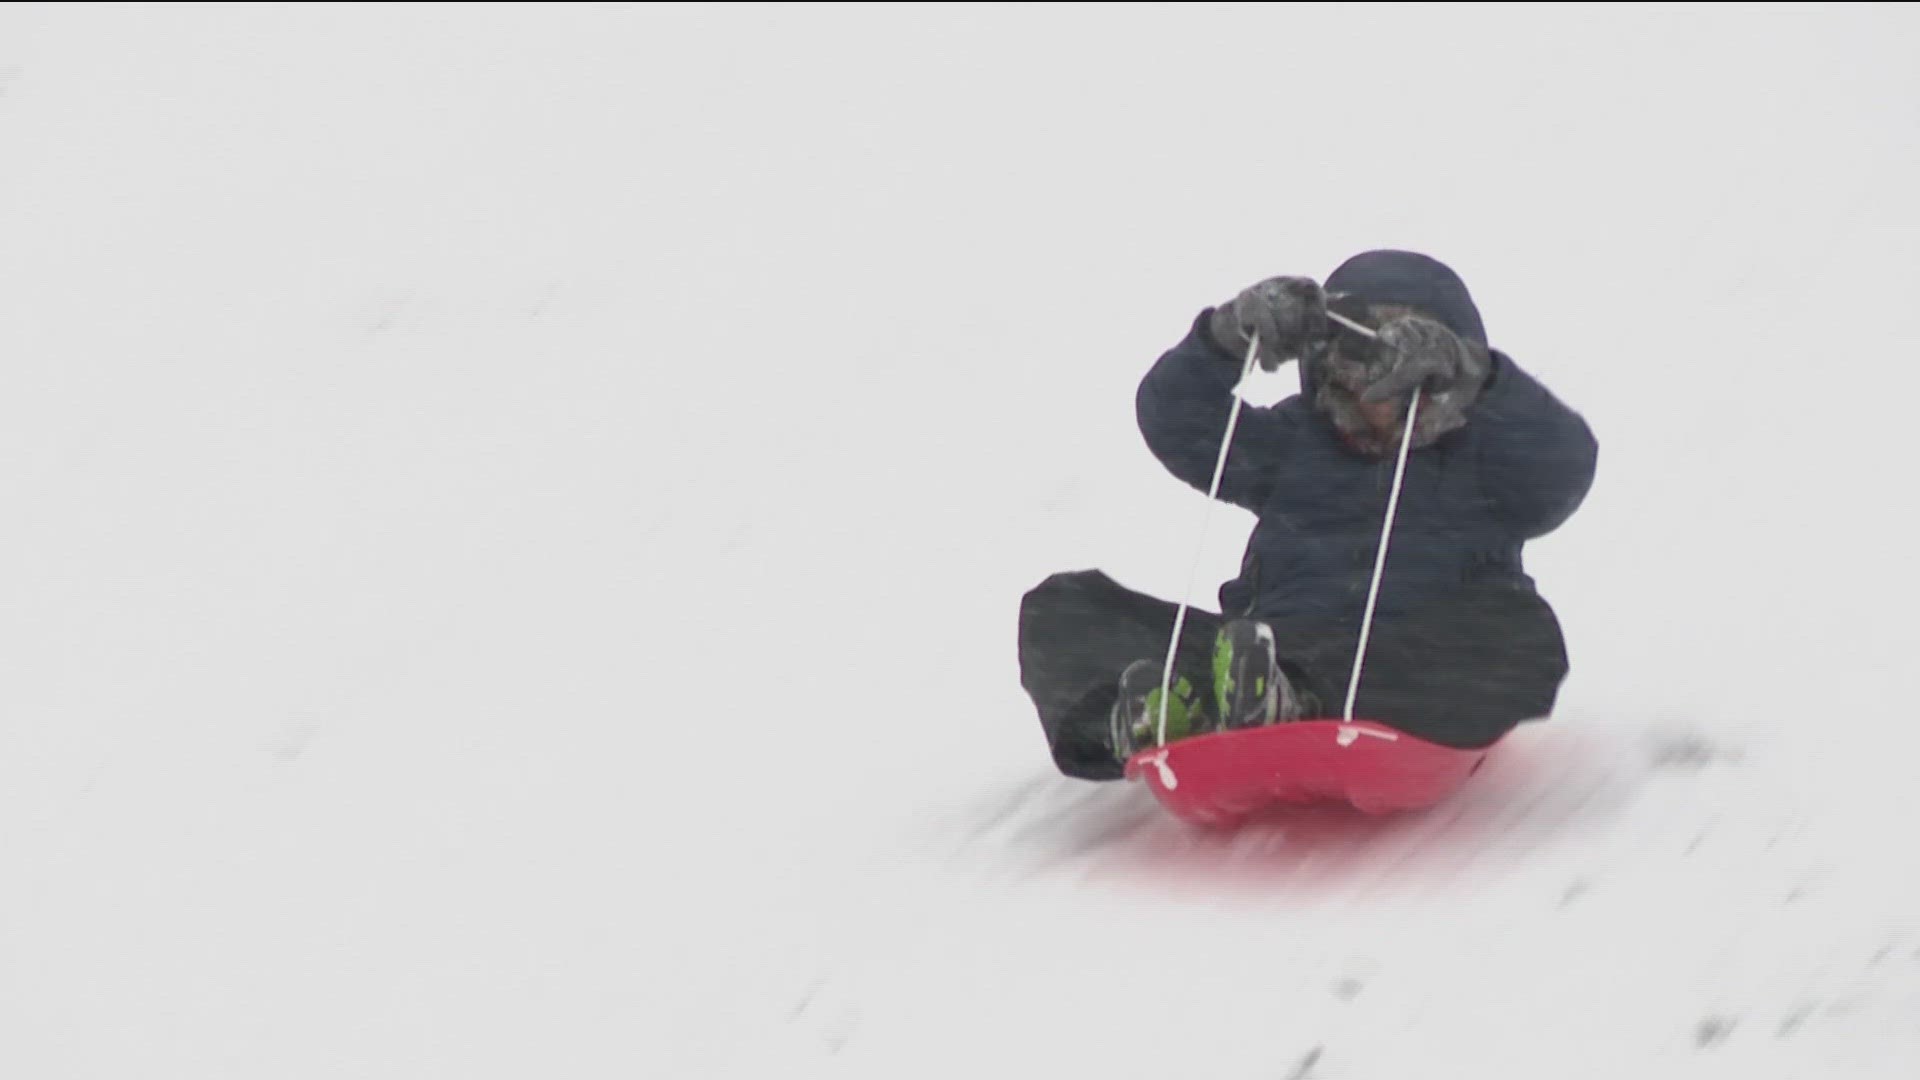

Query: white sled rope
<box><xmin>1344</xmin><ymin>386</ymin><xmax>1421</xmax><ymax>721</ymax></box>
<box><xmin>1154</xmin><ymin>332</ymin><xmax>1264</xmax><ymax>746</ymax></box>
<box><xmin>1155</xmin><ymin>316</ymin><xmax>1422</xmax><ymax>745</ymax></box>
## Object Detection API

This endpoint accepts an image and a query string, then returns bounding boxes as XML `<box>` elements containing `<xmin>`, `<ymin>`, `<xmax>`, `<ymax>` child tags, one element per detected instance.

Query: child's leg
<box><xmin>1017</xmin><ymin>570</ymin><xmax>1220</xmax><ymax>780</ymax></box>
<box><xmin>1336</xmin><ymin>584</ymin><xmax>1572</xmax><ymax>748</ymax></box>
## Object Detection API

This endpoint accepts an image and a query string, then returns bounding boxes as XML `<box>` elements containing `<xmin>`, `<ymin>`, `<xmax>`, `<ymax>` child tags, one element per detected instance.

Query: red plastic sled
<box><xmin>1122</xmin><ymin>719</ymin><xmax>1490</xmax><ymax>828</ymax></box>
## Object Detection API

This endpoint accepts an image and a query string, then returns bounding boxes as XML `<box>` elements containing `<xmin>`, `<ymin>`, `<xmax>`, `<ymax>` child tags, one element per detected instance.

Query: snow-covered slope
<box><xmin>3</xmin><ymin>6</ymin><xmax>1917</xmax><ymax>1078</ymax></box>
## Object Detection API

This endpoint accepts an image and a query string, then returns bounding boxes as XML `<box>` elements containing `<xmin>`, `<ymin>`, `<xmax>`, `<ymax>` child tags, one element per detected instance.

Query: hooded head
<box><xmin>1305</xmin><ymin>250</ymin><xmax>1491</xmax><ymax>453</ymax></box>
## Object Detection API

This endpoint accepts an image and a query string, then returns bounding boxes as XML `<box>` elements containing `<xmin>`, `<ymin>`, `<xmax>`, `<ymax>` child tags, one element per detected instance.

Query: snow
<box><xmin>2</xmin><ymin>4</ymin><xmax>1918</xmax><ymax>1077</ymax></box>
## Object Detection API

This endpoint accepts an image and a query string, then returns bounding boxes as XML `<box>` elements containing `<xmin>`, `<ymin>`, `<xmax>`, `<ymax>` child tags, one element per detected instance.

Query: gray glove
<box><xmin>1206</xmin><ymin>276</ymin><xmax>1330</xmax><ymax>372</ymax></box>
<box><xmin>1361</xmin><ymin>313</ymin><xmax>1492</xmax><ymax>444</ymax></box>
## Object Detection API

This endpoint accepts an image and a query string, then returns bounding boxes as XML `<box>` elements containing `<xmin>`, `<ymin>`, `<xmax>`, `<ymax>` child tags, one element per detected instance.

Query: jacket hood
<box><xmin>1322</xmin><ymin>250</ymin><xmax>1487</xmax><ymax>347</ymax></box>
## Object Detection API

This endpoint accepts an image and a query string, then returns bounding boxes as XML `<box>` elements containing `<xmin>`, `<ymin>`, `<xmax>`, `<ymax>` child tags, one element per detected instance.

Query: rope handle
<box><xmin>1344</xmin><ymin>388</ymin><xmax>1421</xmax><ymax>721</ymax></box>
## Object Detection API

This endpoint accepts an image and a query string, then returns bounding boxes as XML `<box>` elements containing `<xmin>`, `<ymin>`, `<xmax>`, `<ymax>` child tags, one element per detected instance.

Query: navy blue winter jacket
<box><xmin>1136</xmin><ymin>253</ymin><xmax>1597</xmax><ymax>623</ymax></box>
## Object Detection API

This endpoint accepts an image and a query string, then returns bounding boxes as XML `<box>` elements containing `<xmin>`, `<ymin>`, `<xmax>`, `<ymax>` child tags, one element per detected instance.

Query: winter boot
<box><xmin>1108</xmin><ymin>658</ymin><xmax>1209</xmax><ymax>763</ymax></box>
<box><xmin>1212</xmin><ymin>618</ymin><xmax>1307</xmax><ymax>730</ymax></box>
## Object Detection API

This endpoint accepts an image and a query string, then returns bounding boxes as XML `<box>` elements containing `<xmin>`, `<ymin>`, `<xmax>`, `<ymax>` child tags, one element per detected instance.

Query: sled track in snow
<box><xmin>924</xmin><ymin>719</ymin><xmax>1726</xmax><ymax>904</ymax></box>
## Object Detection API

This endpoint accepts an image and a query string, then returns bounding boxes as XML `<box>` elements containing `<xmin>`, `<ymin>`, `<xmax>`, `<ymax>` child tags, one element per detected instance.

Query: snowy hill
<box><xmin>2</xmin><ymin>6</ymin><xmax>1917</xmax><ymax>1078</ymax></box>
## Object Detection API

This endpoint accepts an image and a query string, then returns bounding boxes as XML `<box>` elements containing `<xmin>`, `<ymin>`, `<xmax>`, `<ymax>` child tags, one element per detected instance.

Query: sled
<box><xmin>1122</xmin><ymin>719</ymin><xmax>1490</xmax><ymax>829</ymax></box>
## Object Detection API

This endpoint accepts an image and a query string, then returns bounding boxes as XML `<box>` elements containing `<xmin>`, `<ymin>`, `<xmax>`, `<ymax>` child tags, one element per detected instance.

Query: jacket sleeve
<box><xmin>1470</xmin><ymin>351</ymin><xmax>1598</xmax><ymax>540</ymax></box>
<box><xmin>1135</xmin><ymin>310</ymin><xmax>1304</xmax><ymax>511</ymax></box>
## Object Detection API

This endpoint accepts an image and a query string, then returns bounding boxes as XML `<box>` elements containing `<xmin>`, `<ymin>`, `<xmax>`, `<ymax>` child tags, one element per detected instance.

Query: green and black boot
<box><xmin>1108</xmin><ymin>658</ymin><xmax>1210</xmax><ymax>763</ymax></box>
<box><xmin>1212</xmin><ymin>618</ymin><xmax>1308</xmax><ymax>730</ymax></box>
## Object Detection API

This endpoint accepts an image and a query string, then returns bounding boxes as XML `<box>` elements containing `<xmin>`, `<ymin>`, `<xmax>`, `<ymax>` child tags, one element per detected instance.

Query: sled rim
<box><xmin>1121</xmin><ymin>718</ymin><xmax>1490</xmax><ymax>821</ymax></box>
<box><xmin>1122</xmin><ymin>717</ymin><xmax>1422</xmax><ymax>774</ymax></box>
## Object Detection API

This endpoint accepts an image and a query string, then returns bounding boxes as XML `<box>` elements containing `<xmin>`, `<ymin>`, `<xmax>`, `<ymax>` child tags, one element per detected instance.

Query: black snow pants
<box><xmin>1017</xmin><ymin>569</ymin><xmax>1572</xmax><ymax>781</ymax></box>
